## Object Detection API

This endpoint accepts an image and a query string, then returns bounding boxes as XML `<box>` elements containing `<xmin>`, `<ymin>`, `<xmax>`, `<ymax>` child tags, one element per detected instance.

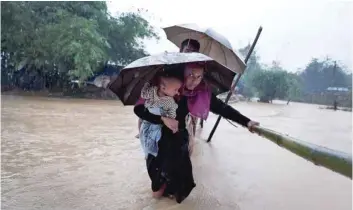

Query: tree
<box><xmin>286</xmin><ymin>73</ymin><xmax>303</xmax><ymax>104</ymax></box>
<box><xmin>1</xmin><ymin>1</ymin><xmax>158</xmax><ymax>86</ymax></box>
<box><xmin>268</xmin><ymin>62</ymin><xmax>290</xmax><ymax>99</ymax></box>
<box><xmin>251</xmin><ymin>63</ymin><xmax>293</xmax><ymax>103</ymax></box>
<box><xmin>346</xmin><ymin>73</ymin><xmax>352</xmax><ymax>89</ymax></box>
<box><xmin>300</xmin><ymin>58</ymin><xmax>350</xmax><ymax>93</ymax></box>
<box><xmin>237</xmin><ymin>44</ymin><xmax>262</xmax><ymax>97</ymax></box>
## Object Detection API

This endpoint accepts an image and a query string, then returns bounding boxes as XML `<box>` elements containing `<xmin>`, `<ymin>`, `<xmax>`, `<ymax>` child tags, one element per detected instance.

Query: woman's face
<box><xmin>184</xmin><ymin>66</ymin><xmax>204</xmax><ymax>90</ymax></box>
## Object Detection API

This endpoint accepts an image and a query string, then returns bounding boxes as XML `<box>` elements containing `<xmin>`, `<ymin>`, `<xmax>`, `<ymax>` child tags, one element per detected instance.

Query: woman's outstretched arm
<box><xmin>209</xmin><ymin>94</ymin><xmax>251</xmax><ymax>127</ymax></box>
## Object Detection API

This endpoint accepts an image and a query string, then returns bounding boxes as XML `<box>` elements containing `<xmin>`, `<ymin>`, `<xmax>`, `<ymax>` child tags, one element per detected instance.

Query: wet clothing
<box><xmin>139</xmin><ymin>83</ymin><xmax>178</xmax><ymax>158</ymax></box>
<box><xmin>141</xmin><ymin>83</ymin><xmax>178</xmax><ymax>118</ymax></box>
<box><xmin>139</xmin><ymin>107</ymin><xmax>162</xmax><ymax>158</ymax></box>
<box><xmin>134</xmin><ymin>94</ymin><xmax>251</xmax><ymax>203</ymax></box>
<box><xmin>145</xmin><ymin>128</ymin><xmax>194</xmax><ymax>203</ymax></box>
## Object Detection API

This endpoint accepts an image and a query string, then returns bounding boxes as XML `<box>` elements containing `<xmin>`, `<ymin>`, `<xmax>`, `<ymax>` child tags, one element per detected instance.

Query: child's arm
<box><xmin>140</xmin><ymin>83</ymin><xmax>156</xmax><ymax>100</ymax></box>
<box><xmin>163</xmin><ymin>99</ymin><xmax>178</xmax><ymax>119</ymax></box>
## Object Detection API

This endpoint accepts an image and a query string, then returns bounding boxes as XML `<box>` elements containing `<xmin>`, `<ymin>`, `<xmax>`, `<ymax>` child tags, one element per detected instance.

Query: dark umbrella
<box><xmin>108</xmin><ymin>52</ymin><xmax>236</xmax><ymax>105</ymax></box>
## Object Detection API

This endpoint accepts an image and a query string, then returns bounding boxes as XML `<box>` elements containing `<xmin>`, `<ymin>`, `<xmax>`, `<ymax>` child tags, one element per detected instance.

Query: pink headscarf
<box><xmin>181</xmin><ymin>63</ymin><xmax>211</xmax><ymax>120</ymax></box>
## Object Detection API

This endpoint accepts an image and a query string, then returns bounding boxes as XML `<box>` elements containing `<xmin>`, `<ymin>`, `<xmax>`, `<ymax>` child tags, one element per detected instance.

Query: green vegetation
<box><xmin>238</xmin><ymin>45</ymin><xmax>352</xmax><ymax>107</ymax></box>
<box><xmin>1</xmin><ymin>1</ymin><xmax>158</xmax><ymax>90</ymax></box>
<box><xmin>1</xmin><ymin>2</ymin><xmax>351</xmax><ymax>106</ymax></box>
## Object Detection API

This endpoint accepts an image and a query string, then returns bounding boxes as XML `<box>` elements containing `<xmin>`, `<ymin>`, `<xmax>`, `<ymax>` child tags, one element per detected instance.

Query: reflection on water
<box><xmin>1</xmin><ymin>95</ymin><xmax>352</xmax><ymax>210</ymax></box>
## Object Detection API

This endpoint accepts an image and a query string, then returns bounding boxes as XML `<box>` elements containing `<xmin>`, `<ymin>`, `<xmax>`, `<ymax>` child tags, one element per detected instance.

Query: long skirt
<box><xmin>145</xmin><ymin>128</ymin><xmax>196</xmax><ymax>203</ymax></box>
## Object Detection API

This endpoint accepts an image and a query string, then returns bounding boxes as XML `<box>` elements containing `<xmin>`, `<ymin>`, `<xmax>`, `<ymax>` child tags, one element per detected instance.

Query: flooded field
<box><xmin>1</xmin><ymin>95</ymin><xmax>352</xmax><ymax>210</ymax></box>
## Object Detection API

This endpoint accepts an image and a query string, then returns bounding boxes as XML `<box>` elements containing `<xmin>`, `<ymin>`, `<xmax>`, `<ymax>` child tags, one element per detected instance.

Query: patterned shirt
<box><xmin>141</xmin><ymin>83</ymin><xmax>178</xmax><ymax>119</ymax></box>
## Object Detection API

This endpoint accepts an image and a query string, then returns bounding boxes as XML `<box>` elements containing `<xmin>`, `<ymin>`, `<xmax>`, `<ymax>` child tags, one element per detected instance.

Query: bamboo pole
<box><xmin>252</xmin><ymin>125</ymin><xmax>352</xmax><ymax>179</ymax></box>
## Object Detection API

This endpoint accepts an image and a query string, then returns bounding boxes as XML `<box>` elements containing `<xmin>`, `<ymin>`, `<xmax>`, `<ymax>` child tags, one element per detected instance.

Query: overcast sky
<box><xmin>107</xmin><ymin>0</ymin><xmax>352</xmax><ymax>72</ymax></box>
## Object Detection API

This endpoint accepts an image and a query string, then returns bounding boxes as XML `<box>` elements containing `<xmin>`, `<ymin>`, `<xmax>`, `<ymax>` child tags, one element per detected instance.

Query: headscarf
<box><xmin>181</xmin><ymin>63</ymin><xmax>211</xmax><ymax>120</ymax></box>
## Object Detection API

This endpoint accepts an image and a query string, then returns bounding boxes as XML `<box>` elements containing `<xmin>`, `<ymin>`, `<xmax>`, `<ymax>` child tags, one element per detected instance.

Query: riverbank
<box><xmin>1</xmin><ymin>87</ymin><xmax>119</xmax><ymax>100</ymax></box>
<box><xmin>319</xmin><ymin>106</ymin><xmax>352</xmax><ymax>112</ymax></box>
<box><xmin>2</xmin><ymin>88</ymin><xmax>352</xmax><ymax>113</ymax></box>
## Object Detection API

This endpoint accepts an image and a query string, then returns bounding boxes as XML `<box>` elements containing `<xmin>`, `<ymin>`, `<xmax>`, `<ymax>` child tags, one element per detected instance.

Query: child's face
<box><xmin>160</xmin><ymin>78</ymin><xmax>182</xmax><ymax>97</ymax></box>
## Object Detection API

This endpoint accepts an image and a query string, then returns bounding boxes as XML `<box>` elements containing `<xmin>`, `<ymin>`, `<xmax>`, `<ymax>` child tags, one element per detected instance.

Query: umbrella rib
<box><xmin>203</xmin><ymin>38</ymin><xmax>212</xmax><ymax>55</ymax></box>
<box><xmin>220</xmin><ymin>42</ymin><xmax>228</xmax><ymax>68</ymax></box>
<box><xmin>107</xmin><ymin>72</ymin><xmax>123</xmax><ymax>96</ymax></box>
<box><xmin>169</xmin><ymin>31</ymin><xmax>203</xmax><ymax>48</ymax></box>
<box><xmin>205</xmin><ymin>74</ymin><xmax>229</xmax><ymax>91</ymax></box>
<box><xmin>127</xmin><ymin>66</ymin><xmax>163</xmax><ymax>104</ymax></box>
<box><xmin>123</xmin><ymin>67</ymin><xmax>153</xmax><ymax>102</ymax></box>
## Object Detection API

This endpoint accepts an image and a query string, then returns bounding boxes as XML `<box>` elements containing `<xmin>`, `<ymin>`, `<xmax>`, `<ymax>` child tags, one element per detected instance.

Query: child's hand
<box><xmin>161</xmin><ymin>117</ymin><xmax>178</xmax><ymax>133</ymax></box>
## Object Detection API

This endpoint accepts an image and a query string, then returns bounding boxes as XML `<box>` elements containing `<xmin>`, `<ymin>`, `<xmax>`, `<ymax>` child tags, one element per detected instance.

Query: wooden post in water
<box><xmin>207</xmin><ymin>26</ymin><xmax>263</xmax><ymax>143</ymax></box>
<box><xmin>332</xmin><ymin>61</ymin><xmax>338</xmax><ymax>111</ymax></box>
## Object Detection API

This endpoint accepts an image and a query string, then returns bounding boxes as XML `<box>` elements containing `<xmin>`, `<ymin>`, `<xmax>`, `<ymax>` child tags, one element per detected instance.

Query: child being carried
<box><xmin>139</xmin><ymin>70</ymin><xmax>182</xmax><ymax>159</ymax></box>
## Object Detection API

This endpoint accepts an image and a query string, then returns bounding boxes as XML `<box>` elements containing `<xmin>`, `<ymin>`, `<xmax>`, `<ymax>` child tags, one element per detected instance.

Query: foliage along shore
<box><xmin>1</xmin><ymin>1</ymin><xmax>351</xmax><ymax>108</ymax></box>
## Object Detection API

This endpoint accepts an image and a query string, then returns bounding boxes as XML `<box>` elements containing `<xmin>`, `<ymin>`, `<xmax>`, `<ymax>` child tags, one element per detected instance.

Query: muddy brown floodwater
<box><xmin>1</xmin><ymin>95</ymin><xmax>352</xmax><ymax>210</ymax></box>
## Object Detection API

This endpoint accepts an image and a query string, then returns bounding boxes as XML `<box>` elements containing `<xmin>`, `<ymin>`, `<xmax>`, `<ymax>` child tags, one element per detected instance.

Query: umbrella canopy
<box><xmin>163</xmin><ymin>23</ymin><xmax>246</xmax><ymax>74</ymax></box>
<box><xmin>108</xmin><ymin>52</ymin><xmax>236</xmax><ymax>105</ymax></box>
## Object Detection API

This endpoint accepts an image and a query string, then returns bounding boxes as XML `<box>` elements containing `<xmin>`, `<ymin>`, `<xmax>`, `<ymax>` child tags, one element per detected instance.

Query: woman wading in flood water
<box><xmin>134</xmin><ymin>62</ymin><xmax>259</xmax><ymax>203</ymax></box>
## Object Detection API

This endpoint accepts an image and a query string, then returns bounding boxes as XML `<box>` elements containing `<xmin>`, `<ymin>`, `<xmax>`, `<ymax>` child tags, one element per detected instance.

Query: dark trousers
<box><xmin>145</xmin><ymin>129</ymin><xmax>196</xmax><ymax>203</ymax></box>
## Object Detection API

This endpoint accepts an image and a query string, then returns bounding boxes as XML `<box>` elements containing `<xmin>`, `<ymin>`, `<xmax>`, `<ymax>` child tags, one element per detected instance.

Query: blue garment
<box><xmin>139</xmin><ymin>107</ymin><xmax>163</xmax><ymax>158</ymax></box>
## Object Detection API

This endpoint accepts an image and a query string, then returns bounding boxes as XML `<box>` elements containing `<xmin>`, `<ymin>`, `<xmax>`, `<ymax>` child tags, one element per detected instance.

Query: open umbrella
<box><xmin>108</xmin><ymin>52</ymin><xmax>236</xmax><ymax>105</ymax></box>
<box><xmin>163</xmin><ymin>23</ymin><xmax>246</xmax><ymax>74</ymax></box>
